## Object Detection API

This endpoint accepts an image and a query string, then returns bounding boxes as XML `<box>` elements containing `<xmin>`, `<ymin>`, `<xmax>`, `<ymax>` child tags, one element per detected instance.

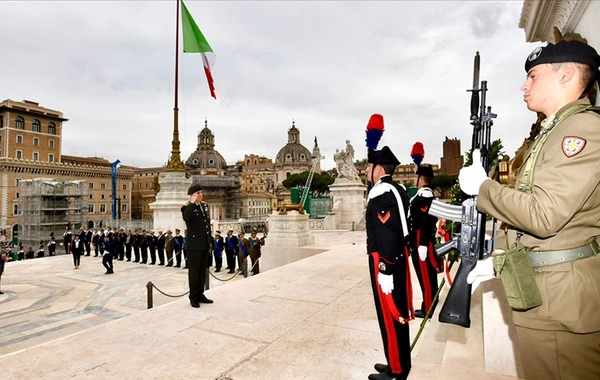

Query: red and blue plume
<box><xmin>365</xmin><ymin>114</ymin><xmax>385</xmax><ymax>150</ymax></box>
<box><xmin>411</xmin><ymin>142</ymin><xmax>424</xmax><ymax>166</ymax></box>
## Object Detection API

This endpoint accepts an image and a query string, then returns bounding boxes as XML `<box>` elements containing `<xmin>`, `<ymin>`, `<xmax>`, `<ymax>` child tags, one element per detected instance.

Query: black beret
<box><xmin>416</xmin><ymin>164</ymin><xmax>434</xmax><ymax>178</ymax></box>
<box><xmin>525</xmin><ymin>40</ymin><xmax>600</xmax><ymax>73</ymax></box>
<box><xmin>187</xmin><ymin>181</ymin><xmax>203</xmax><ymax>195</ymax></box>
<box><xmin>367</xmin><ymin>146</ymin><xmax>400</xmax><ymax>166</ymax></box>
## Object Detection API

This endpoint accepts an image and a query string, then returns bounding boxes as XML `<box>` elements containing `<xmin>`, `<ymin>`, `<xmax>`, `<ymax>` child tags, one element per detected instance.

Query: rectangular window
<box><xmin>101</xmin><ymin>194</ymin><xmax>105</xmax><ymax>200</ymax></box>
<box><xmin>16</xmin><ymin>150</ymin><xmax>23</xmax><ymax>159</ymax></box>
<box><xmin>13</xmin><ymin>204</ymin><xmax>18</xmax><ymax>215</ymax></box>
<box><xmin>17</xmin><ymin>135</ymin><xmax>23</xmax><ymax>144</ymax></box>
<box><xmin>89</xmin><ymin>194</ymin><xmax>93</xmax><ymax>199</ymax></box>
<box><xmin>121</xmin><ymin>203</ymin><xmax>128</xmax><ymax>213</ymax></box>
<box><xmin>33</xmin><ymin>152</ymin><xmax>39</xmax><ymax>161</ymax></box>
<box><xmin>122</xmin><ymin>184</ymin><xmax>127</xmax><ymax>191</ymax></box>
<box><xmin>33</xmin><ymin>138</ymin><xmax>39</xmax><ymax>146</ymax></box>
<box><xmin>88</xmin><ymin>204</ymin><xmax>95</xmax><ymax>213</ymax></box>
<box><xmin>88</xmin><ymin>182</ymin><xmax>94</xmax><ymax>189</ymax></box>
<box><xmin>49</xmin><ymin>140</ymin><xmax>55</xmax><ymax>148</ymax></box>
<box><xmin>101</xmin><ymin>183</ymin><xmax>106</xmax><ymax>190</ymax></box>
<box><xmin>48</xmin><ymin>154</ymin><xmax>54</xmax><ymax>162</ymax></box>
<box><xmin>100</xmin><ymin>204</ymin><xmax>106</xmax><ymax>213</ymax></box>
<box><xmin>16</xmin><ymin>178</ymin><xmax>22</xmax><ymax>186</ymax></box>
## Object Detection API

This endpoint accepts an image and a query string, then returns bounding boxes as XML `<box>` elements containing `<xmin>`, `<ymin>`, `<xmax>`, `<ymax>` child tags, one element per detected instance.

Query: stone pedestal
<box><xmin>267</xmin><ymin>211</ymin><xmax>314</xmax><ymax>247</ymax></box>
<box><xmin>149</xmin><ymin>171</ymin><xmax>191</xmax><ymax>233</ymax></box>
<box><xmin>481</xmin><ymin>280</ymin><xmax>524</xmax><ymax>377</ymax></box>
<box><xmin>327</xmin><ymin>179</ymin><xmax>367</xmax><ymax>230</ymax></box>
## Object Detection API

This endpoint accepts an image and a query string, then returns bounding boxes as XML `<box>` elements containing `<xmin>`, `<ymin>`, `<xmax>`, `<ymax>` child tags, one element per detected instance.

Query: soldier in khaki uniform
<box><xmin>461</xmin><ymin>40</ymin><xmax>600</xmax><ymax>379</ymax></box>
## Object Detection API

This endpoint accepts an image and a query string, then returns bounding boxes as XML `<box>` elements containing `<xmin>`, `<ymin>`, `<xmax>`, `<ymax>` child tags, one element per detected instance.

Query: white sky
<box><xmin>1</xmin><ymin>1</ymin><xmax>542</xmax><ymax>171</ymax></box>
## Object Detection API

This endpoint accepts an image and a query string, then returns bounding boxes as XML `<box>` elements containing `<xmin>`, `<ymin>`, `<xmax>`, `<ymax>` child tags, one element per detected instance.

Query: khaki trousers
<box><xmin>516</xmin><ymin>326</ymin><xmax>600</xmax><ymax>379</ymax></box>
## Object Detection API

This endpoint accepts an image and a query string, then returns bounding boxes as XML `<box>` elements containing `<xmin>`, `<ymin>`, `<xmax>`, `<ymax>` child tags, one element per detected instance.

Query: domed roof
<box><xmin>185</xmin><ymin>123</ymin><xmax>228</xmax><ymax>175</ymax></box>
<box><xmin>274</xmin><ymin>121</ymin><xmax>312</xmax><ymax>167</ymax></box>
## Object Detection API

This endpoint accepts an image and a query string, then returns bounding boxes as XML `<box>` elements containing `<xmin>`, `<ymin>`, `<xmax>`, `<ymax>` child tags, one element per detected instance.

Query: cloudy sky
<box><xmin>2</xmin><ymin>1</ymin><xmax>541</xmax><ymax>171</ymax></box>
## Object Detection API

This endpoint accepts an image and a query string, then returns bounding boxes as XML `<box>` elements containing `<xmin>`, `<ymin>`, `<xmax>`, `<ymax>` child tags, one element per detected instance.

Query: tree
<box><xmin>281</xmin><ymin>171</ymin><xmax>335</xmax><ymax>197</ymax></box>
<box><xmin>430</xmin><ymin>175</ymin><xmax>457</xmax><ymax>199</ymax></box>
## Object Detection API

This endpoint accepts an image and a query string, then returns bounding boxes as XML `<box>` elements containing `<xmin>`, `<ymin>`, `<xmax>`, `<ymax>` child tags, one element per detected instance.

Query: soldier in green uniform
<box><xmin>461</xmin><ymin>40</ymin><xmax>600</xmax><ymax>379</ymax></box>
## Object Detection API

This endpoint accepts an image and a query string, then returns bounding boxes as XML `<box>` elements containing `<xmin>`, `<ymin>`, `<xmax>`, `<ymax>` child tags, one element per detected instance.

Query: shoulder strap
<box><xmin>518</xmin><ymin>103</ymin><xmax>599</xmax><ymax>193</ymax></box>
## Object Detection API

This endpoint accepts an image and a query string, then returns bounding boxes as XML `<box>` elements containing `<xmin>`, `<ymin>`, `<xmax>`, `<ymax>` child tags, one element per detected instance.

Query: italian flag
<box><xmin>181</xmin><ymin>0</ymin><xmax>216</xmax><ymax>99</ymax></box>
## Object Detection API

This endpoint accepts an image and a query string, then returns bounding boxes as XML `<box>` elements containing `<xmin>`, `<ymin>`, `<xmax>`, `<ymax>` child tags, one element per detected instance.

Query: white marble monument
<box><xmin>149</xmin><ymin>171</ymin><xmax>191</xmax><ymax>233</ymax></box>
<box><xmin>325</xmin><ymin>140</ymin><xmax>367</xmax><ymax>230</ymax></box>
<box><xmin>267</xmin><ymin>210</ymin><xmax>314</xmax><ymax>247</ymax></box>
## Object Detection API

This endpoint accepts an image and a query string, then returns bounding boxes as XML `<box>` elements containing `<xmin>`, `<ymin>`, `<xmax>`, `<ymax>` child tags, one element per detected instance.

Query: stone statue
<box><xmin>334</xmin><ymin>140</ymin><xmax>360</xmax><ymax>181</ymax></box>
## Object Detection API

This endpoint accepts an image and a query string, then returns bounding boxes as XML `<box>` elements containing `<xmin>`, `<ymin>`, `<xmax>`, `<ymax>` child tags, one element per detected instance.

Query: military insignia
<box><xmin>378</xmin><ymin>262</ymin><xmax>386</xmax><ymax>272</ymax></box>
<box><xmin>528</xmin><ymin>46</ymin><xmax>542</xmax><ymax>62</ymax></box>
<box><xmin>420</xmin><ymin>205</ymin><xmax>428</xmax><ymax>212</ymax></box>
<box><xmin>562</xmin><ymin>136</ymin><xmax>586</xmax><ymax>157</ymax></box>
<box><xmin>377</xmin><ymin>210</ymin><xmax>391</xmax><ymax>224</ymax></box>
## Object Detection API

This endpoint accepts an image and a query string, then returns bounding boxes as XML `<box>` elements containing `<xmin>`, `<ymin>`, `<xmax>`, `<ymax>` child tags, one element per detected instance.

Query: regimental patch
<box><xmin>377</xmin><ymin>210</ymin><xmax>391</xmax><ymax>224</ymax></box>
<box><xmin>420</xmin><ymin>205</ymin><xmax>429</xmax><ymax>212</ymax></box>
<box><xmin>562</xmin><ymin>136</ymin><xmax>586</xmax><ymax>158</ymax></box>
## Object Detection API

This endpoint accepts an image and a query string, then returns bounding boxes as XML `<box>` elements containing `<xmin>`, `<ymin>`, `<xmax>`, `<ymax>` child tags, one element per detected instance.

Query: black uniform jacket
<box><xmin>181</xmin><ymin>201</ymin><xmax>212</xmax><ymax>250</ymax></box>
<box><xmin>366</xmin><ymin>175</ymin><xmax>409</xmax><ymax>275</ymax></box>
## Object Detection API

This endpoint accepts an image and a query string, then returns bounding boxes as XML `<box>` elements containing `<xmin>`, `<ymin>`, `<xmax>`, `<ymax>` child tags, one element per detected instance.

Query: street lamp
<box><xmin>111</xmin><ymin>159</ymin><xmax>121</xmax><ymax>220</ymax></box>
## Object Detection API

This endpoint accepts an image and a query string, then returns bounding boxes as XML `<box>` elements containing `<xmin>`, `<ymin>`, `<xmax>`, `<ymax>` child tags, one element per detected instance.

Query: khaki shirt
<box><xmin>478</xmin><ymin>99</ymin><xmax>600</xmax><ymax>332</ymax></box>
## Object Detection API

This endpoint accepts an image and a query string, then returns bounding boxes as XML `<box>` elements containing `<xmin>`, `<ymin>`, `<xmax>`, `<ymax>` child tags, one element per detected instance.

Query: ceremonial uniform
<box><xmin>63</xmin><ymin>228</ymin><xmax>72</xmax><ymax>255</ymax></box>
<box><xmin>224</xmin><ymin>231</ymin><xmax>239</xmax><ymax>273</ymax></box>
<box><xmin>478</xmin><ymin>99</ymin><xmax>600</xmax><ymax>378</ymax></box>
<box><xmin>248</xmin><ymin>232</ymin><xmax>262</xmax><ymax>275</ymax></box>
<box><xmin>174</xmin><ymin>230</ymin><xmax>184</xmax><ymax>268</ymax></box>
<box><xmin>408</xmin><ymin>175</ymin><xmax>441</xmax><ymax>318</ymax></box>
<box><xmin>364</xmin><ymin>116</ymin><xmax>414</xmax><ymax>380</ymax></box>
<box><xmin>156</xmin><ymin>231</ymin><xmax>166</xmax><ymax>265</ymax></box>
<box><xmin>213</xmin><ymin>232</ymin><xmax>224</xmax><ymax>272</ymax></box>
<box><xmin>461</xmin><ymin>41</ymin><xmax>600</xmax><ymax>379</ymax></box>
<box><xmin>367</xmin><ymin>175</ymin><xmax>413</xmax><ymax>379</ymax></box>
<box><xmin>182</xmin><ymin>181</ymin><xmax>213</xmax><ymax>307</ymax></box>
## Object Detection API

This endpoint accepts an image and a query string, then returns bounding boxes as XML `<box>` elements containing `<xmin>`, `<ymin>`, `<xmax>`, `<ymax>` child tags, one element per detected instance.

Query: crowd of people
<box><xmin>1</xmin><ymin>224</ymin><xmax>266</xmax><ymax>277</ymax></box>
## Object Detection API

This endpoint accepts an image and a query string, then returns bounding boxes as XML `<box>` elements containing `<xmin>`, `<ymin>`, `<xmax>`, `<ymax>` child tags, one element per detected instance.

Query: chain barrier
<box><xmin>146</xmin><ymin>256</ymin><xmax>260</xmax><ymax>308</ymax></box>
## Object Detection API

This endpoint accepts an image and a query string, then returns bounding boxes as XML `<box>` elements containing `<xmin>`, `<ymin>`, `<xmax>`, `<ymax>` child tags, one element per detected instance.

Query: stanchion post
<box><xmin>146</xmin><ymin>281</ymin><xmax>153</xmax><ymax>309</ymax></box>
<box><xmin>205</xmin><ymin>267</ymin><xmax>210</xmax><ymax>290</ymax></box>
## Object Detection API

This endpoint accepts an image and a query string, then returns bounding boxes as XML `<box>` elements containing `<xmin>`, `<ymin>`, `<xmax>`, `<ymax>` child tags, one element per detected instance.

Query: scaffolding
<box><xmin>17</xmin><ymin>178</ymin><xmax>88</xmax><ymax>251</ymax></box>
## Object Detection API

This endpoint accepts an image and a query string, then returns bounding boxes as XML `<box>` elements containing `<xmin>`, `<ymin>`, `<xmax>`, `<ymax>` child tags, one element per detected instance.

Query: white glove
<box><xmin>378</xmin><ymin>273</ymin><xmax>394</xmax><ymax>295</ymax></box>
<box><xmin>466</xmin><ymin>257</ymin><xmax>495</xmax><ymax>294</ymax></box>
<box><xmin>458</xmin><ymin>149</ymin><xmax>488</xmax><ymax>195</ymax></box>
<box><xmin>418</xmin><ymin>246</ymin><xmax>428</xmax><ymax>261</ymax></box>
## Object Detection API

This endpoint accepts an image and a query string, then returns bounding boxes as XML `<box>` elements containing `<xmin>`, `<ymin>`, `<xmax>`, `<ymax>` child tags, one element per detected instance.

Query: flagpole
<box><xmin>166</xmin><ymin>0</ymin><xmax>185</xmax><ymax>172</ymax></box>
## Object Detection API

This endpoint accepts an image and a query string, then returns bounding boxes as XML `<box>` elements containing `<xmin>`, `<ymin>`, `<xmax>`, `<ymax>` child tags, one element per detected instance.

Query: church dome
<box><xmin>185</xmin><ymin>121</ymin><xmax>228</xmax><ymax>175</ymax></box>
<box><xmin>274</xmin><ymin>121</ymin><xmax>312</xmax><ymax>167</ymax></box>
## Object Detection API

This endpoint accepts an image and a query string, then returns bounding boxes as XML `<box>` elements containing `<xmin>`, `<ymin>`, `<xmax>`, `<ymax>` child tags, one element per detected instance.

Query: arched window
<box><xmin>32</xmin><ymin>119</ymin><xmax>41</xmax><ymax>132</ymax></box>
<box><xmin>15</xmin><ymin>116</ymin><xmax>25</xmax><ymax>129</ymax></box>
<box><xmin>48</xmin><ymin>122</ymin><xmax>56</xmax><ymax>135</ymax></box>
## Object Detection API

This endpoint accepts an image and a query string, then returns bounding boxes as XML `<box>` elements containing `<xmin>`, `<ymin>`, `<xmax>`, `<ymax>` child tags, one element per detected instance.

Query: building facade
<box><xmin>0</xmin><ymin>99</ymin><xmax>134</xmax><ymax>243</ymax></box>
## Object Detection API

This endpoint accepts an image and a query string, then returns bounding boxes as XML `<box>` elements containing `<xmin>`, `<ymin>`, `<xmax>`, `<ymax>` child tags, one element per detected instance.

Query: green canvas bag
<box><xmin>493</xmin><ymin>241</ymin><xmax>542</xmax><ymax>310</ymax></box>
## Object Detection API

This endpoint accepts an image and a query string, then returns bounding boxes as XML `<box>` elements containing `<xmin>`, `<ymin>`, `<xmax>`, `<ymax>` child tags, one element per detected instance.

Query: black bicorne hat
<box><xmin>415</xmin><ymin>164</ymin><xmax>434</xmax><ymax>178</ymax></box>
<box><xmin>367</xmin><ymin>146</ymin><xmax>400</xmax><ymax>166</ymax></box>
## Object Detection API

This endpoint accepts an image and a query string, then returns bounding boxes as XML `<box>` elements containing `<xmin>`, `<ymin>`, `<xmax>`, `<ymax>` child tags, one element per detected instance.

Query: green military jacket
<box><xmin>478</xmin><ymin>99</ymin><xmax>600</xmax><ymax>333</ymax></box>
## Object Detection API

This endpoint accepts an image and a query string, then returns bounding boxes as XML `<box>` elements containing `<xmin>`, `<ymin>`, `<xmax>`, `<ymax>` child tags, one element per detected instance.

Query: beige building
<box><xmin>0</xmin><ymin>99</ymin><xmax>134</xmax><ymax>243</ymax></box>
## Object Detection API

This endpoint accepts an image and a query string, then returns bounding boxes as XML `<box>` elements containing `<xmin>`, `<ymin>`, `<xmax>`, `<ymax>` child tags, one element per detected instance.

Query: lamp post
<box><xmin>111</xmin><ymin>159</ymin><xmax>121</xmax><ymax>220</ymax></box>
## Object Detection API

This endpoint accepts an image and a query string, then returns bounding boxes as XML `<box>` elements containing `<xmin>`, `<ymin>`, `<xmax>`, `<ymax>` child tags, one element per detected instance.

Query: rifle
<box><xmin>428</xmin><ymin>52</ymin><xmax>497</xmax><ymax>328</ymax></box>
